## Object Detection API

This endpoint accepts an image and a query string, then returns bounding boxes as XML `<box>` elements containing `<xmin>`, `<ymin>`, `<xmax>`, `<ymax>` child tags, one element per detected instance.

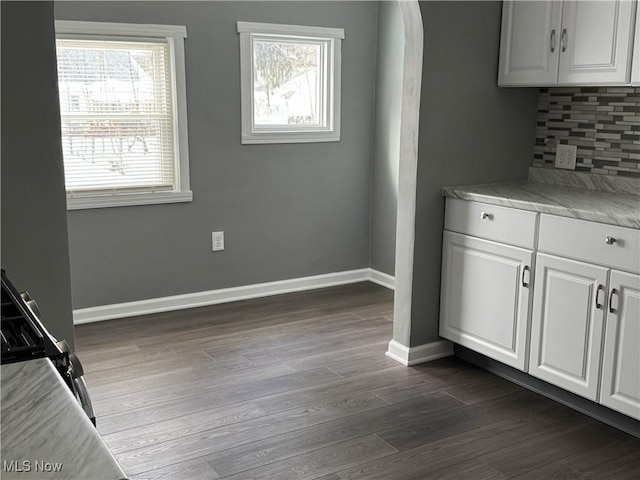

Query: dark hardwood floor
<box><xmin>75</xmin><ymin>282</ymin><xmax>640</xmax><ymax>480</ymax></box>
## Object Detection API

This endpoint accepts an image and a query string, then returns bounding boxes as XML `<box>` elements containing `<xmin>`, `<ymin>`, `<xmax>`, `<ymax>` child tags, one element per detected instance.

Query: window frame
<box><xmin>237</xmin><ymin>22</ymin><xmax>344</xmax><ymax>145</ymax></box>
<box><xmin>54</xmin><ymin>20</ymin><xmax>192</xmax><ymax>210</ymax></box>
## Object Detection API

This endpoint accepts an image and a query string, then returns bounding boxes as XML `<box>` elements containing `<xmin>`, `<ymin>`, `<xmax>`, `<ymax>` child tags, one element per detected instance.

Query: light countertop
<box><xmin>442</xmin><ymin>169</ymin><xmax>640</xmax><ymax>229</ymax></box>
<box><xmin>1</xmin><ymin>358</ymin><xmax>127</xmax><ymax>480</ymax></box>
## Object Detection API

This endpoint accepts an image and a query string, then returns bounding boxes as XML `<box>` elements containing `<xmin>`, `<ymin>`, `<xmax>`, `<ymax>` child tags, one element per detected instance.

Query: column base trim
<box><xmin>385</xmin><ymin>339</ymin><xmax>454</xmax><ymax>366</ymax></box>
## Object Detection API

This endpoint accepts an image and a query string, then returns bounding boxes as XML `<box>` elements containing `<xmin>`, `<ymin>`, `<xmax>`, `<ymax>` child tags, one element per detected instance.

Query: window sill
<box><xmin>241</xmin><ymin>132</ymin><xmax>340</xmax><ymax>145</ymax></box>
<box><xmin>66</xmin><ymin>190</ymin><xmax>193</xmax><ymax>210</ymax></box>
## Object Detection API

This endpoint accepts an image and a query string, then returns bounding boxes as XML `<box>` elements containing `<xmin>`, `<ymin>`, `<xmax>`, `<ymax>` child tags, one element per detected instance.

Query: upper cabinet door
<box><xmin>558</xmin><ymin>0</ymin><xmax>636</xmax><ymax>84</ymax></box>
<box><xmin>498</xmin><ymin>0</ymin><xmax>562</xmax><ymax>86</ymax></box>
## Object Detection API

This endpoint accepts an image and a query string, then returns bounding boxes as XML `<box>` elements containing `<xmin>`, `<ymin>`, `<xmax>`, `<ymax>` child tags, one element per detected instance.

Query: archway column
<box><xmin>385</xmin><ymin>0</ymin><xmax>453</xmax><ymax>366</ymax></box>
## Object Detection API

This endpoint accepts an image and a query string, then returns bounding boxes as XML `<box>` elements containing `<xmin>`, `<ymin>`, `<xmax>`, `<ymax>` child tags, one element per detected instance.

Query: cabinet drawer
<box><xmin>539</xmin><ymin>215</ymin><xmax>640</xmax><ymax>274</ymax></box>
<box><xmin>444</xmin><ymin>198</ymin><xmax>537</xmax><ymax>249</ymax></box>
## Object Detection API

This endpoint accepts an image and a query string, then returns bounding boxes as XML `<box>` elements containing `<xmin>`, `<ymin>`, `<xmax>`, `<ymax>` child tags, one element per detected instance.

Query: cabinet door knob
<box><xmin>480</xmin><ymin>212</ymin><xmax>492</xmax><ymax>220</ymax></box>
<box><xmin>550</xmin><ymin>29</ymin><xmax>556</xmax><ymax>53</ymax></box>
<box><xmin>605</xmin><ymin>236</ymin><xmax>617</xmax><ymax>245</ymax></box>
<box><xmin>596</xmin><ymin>284</ymin><xmax>605</xmax><ymax>309</ymax></box>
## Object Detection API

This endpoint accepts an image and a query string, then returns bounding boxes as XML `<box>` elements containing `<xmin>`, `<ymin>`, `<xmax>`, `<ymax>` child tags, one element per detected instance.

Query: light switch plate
<box><xmin>555</xmin><ymin>144</ymin><xmax>577</xmax><ymax>170</ymax></box>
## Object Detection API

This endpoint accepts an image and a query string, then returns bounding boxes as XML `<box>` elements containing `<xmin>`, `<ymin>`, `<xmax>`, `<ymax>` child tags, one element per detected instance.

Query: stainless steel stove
<box><xmin>1</xmin><ymin>269</ymin><xmax>96</xmax><ymax>425</ymax></box>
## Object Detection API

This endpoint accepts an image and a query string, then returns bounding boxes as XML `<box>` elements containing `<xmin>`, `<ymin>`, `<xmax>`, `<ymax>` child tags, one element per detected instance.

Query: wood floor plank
<box><xmin>213</xmin><ymin>435</ymin><xmax>398</xmax><ymax>480</ymax></box>
<box><xmin>72</xmin><ymin>282</ymin><xmax>640</xmax><ymax>480</ymax></box>
<box><xmin>113</xmin><ymin>390</ymin><xmax>391</xmax><ymax>475</ymax></box>
<box><xmin>93</xmin><ymin>361</ymin><xmax>295</xmax><ymax>417</ymax></box>
<box><xmin>376</xmin><ymin>389</ymin><xmax>551</xmax><ymax>452</ymax></box>
<box><xmin>558</xmin><ymin>430</ymin><xmax>640</xmax><ymax>480</ymax></box>
<box><xmin>97</xmin><ymin>367</ymin><xmax>341</xmax><ymax>435</ymax></box>
<box><xmin>510</xmin><ymin>462</ymin><xmax>591</xmax><ymax>480</ymax></box>
<box><xmin>91</xmin><ymin>359</ymin><xmax>291</xmax><ymax>414</ymax></box>
<box><xmin>336</xmin><ymin>440</ymin><xmax>506</xmax><ymax>480</ymax></box>
<box><xmin>204</xmin><ymin>393</ymin><xmax>464</xmax><ymax>478</ymax></box>
<box><xmin>102</xmin><ymin>401</ymin><xmax>266</xmax><ymax>455</ymax></box>
<box><xmin>127</xmin><ymin>457</ymin><xmax>220</xmax><ymax>480</ymax></box>
<box><xmin>253</xmin><ymin>366</ymin><xmax>426</xmax><ymax>415</ymax></box>
<box><xmin>477</xmin><ymin>418</ymin><xmax>625</xmax><ymax>477</ymax></box>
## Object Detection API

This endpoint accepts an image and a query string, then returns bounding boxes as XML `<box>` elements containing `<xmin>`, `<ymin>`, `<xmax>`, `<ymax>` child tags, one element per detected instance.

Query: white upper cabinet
<box><xmin>498</xmin><ymin>1</ymin><xmax>562</xmax><ymax>86</ymax></box>
<box><xmin>559</xmin><ymin>1</ymin><xmax>636</xmax><ymax>84</ymax></box>
<box><xmin>498</xmin><ymin>0</ymin><xmax>638</xmax><ymax>86</ymax></box>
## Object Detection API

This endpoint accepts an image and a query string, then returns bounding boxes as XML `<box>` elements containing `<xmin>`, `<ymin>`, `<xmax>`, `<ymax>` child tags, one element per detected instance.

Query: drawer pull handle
<box><xmin>609</xmin><ymin>288</ymin><xmax>619</xmax><ymax>314</ymax></box>
<box><xmin>596</xmin><ymin>284</ymin><xmax>605</xmax><ymax>309</ymax></box>
<box><xmin>480</xmin><ymin>212</ymin><xmax>492</xmax><ymax>220</ymax></box>
<box><xmin>605</xmin><ymin>236</ymin><xmax>617</xmax><ymax>245</ymax></box>
<box><xmin>522</xmin><ymin>265</ymin><xmax>530</xmax><ymax>288</ymax></box>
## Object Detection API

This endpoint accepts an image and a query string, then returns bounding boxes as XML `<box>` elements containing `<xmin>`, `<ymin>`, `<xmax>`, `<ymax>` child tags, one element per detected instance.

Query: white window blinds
<box><xmin>56</xmin><ymin>38</ymin><xmax>176</xmax><ymax>196</ymax></box>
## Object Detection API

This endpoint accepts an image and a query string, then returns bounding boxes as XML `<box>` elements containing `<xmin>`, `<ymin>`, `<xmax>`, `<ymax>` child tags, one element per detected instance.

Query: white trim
<box><xmin>385</xmin><ymin>339</ymin><xmax>454</xmax><ymax>366</ymax></box>
<box><xmin>73</xmin><ymin>268</ymin><xmax>396</xmax><ymax>324</ymax></box>
<box><xmin>238</xmin><ymin>22</ymin><xmax>342</xmax><ymax>145</ymax></box>
<box><xmin>55</xmin><ymin>20</ymin><xmax>187</xmax><ymax>38</ymax></box>
<box><xmin>391</xmin><ymin>0</ymin><xmax>423</xmax><ymax>347</ymax></box>
<box><xmin>237</xmin><ymin>21</ymin><xmax>344</xmax><ymax>40</ymax></box>
<box><xmin>241</xmin><ymin>132</ymin><xmax>340</xmax><ymax>144</ymax></box>
<box><xmin>66</xmin><ymin>190</ymin><xmax>193</xmax><ymax>210</ymax></box>
<box><xmin>56</xmin><ymin>21</ymin><xmax>191</xmax><ymax>210</ymax></box>
<box><xmin>369</xmin><ymin>269</ymin><xmax>395</xmax><ymax>290</ymax></box>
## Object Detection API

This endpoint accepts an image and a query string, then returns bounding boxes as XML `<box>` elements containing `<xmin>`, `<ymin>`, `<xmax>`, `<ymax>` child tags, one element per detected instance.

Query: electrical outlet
<box><xmin>212</xmin><ymin>231</ymin><xmax>224</xmax><ymax>252</ymax></box>
<box><xmin>555</xmin><ymin>144</ymin><xmax>577</xmax><ymax>170</ymax></box>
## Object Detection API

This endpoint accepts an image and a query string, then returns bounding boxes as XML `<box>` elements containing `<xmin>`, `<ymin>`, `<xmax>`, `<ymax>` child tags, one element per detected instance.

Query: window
<box><xmin>55</xmin><ymin>21</ymin><xmax>191</xmax><ymax>209</ymax></box>
<box><xmin>237</xmin><ymin>22</ymin><xmax>344</xmax><ymax>144</ymax></box>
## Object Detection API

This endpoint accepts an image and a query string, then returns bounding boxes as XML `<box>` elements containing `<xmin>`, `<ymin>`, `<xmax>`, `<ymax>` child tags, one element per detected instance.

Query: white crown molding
<box><xmin>73</xmin><ymin>268</ymin><xmax>395</xmax><ymax>324</ymax></box>
<box><xmin>385</xmin><ymin>339</ymin><xmax>453</xmax><ymax>366</ymax></box>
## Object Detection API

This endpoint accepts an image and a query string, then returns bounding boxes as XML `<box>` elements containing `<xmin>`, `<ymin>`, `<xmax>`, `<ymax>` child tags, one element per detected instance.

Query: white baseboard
<box><xmin>73</xmin><ymin>268</ymin><xmax>395</xmax><ymax>324</ymax></box>
<box><xmin>385</xmin><ymin>339</ymin><xmax>454</xmax><ymax>366</ymax></box>
<box><xmin>368</xmin><ymin>269</ymin><xmax>395</xmax><ymax>290</ymax></box>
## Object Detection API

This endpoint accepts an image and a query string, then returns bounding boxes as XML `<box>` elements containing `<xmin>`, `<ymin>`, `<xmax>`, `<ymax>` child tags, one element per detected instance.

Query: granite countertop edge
<box><xmin>442</xmin><ymin>183</ymin><xmax>640</xmax><ymax>230</ymax></box>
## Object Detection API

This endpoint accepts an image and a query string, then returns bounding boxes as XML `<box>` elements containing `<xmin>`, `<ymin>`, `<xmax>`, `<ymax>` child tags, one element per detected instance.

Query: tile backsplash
<box><xmin>533</xmin><ymin>87</ymin><xmax>640</xmax><ymax>178</ymax></box>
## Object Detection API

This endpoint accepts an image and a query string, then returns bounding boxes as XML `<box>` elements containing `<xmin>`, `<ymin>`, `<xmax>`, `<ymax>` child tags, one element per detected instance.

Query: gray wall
<box><xmin>370</xmin><ymin>1</ymin><xmax>404</xmax><ymax>276</ymax></box>
<box><xmin>1</xmin><ymin>2</ymin><xmax>76</xmax><ymax>348</ymax></box>
<box><xmin>54</xmin><ymin>1</ymin><xmax>379</xmax><ymax>309</ymax></box>
<box><xmin>408</xmin><ymin>1</ymin><xmax>539</xmax><ymax>347</ymax></box>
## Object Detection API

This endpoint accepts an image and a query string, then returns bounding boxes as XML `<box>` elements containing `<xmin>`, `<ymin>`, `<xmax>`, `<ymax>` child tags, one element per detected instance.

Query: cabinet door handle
<box><xmin>550</xmin><ymin>29</ymin><xmax>556</xmax><ymax>53</ymax></box>
<box><xmin>480</xmin><ymin>212</ymin><xmax>492</xmax><ymax>220</ymax></box>
<box><xmin>561</xmin><ymin>28</ymin><xmax>567</xmax><ymax>52</ymax></box>
<box><xmin>596</xmin><ymin>284</ymin><xmax>605</xmax><ymax>309</ymax></box>
<box><xmin>605</xmin><ymin>236</ymin><xmax>617</xmax><ymax>245</ymax></box>
<box><xmin>609</xmin><ymin>288</ymin><xmax>619</xmax><ymax>314</ymax></box>
<box><xmin>522</xmin><ymin>265</ymin><xmax>530</xmax><ymax>288</ymax></box>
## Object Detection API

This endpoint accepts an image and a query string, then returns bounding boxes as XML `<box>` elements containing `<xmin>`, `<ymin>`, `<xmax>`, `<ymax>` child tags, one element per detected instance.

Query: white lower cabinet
<box><xmin>439</xmin><ymin>231</ymin><xmax>533</xmax><ymax>371</ymax></box>
<box><xmin>440</xmin><ymin>201</ymin><xmax>640</xmax><ymax>421</ymax></box>
<box><xmin>528</xmin><ymin>253</ymin><xmax>608</xmax><ymax>401</ymax></box>
<box><xmin>600</xmin><ymin>270</ymin><xmax>640</xmax><ymax>420</ymax></box>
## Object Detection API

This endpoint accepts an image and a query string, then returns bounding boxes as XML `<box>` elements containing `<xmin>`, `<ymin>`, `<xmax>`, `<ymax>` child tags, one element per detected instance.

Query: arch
<box><xmin>386</xmin><ymin>0</ymin><xmax>422</xmax><ymax>362</ymax></box>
